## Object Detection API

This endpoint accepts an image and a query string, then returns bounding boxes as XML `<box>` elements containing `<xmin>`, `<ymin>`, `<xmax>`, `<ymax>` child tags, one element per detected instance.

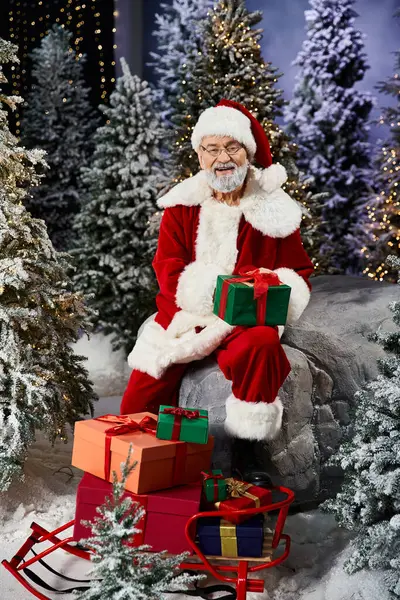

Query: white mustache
<box><xmin>213</xmin><ymin>162</ymin><xmax>237</xmax><ymax>172</ymax></box>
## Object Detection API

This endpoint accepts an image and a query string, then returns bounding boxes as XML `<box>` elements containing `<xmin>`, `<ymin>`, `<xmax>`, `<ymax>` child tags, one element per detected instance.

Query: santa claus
<box><xmin>121</xmin><ymin>99</ymin><xmax>314</xmax><ymax>444</ymax></box>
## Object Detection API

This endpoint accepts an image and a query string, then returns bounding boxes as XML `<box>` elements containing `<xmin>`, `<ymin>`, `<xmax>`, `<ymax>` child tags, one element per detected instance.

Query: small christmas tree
<box><xmin>163</xmin><ymin>0</ymin><xmax>326</xmax><ymax>271</ymax></box>
<box><xmin>77</xmin><ymin>447</ymin><xmax>202</xmax><ymax>600</ymax></box>
<box><xmin>73</xmin><ymin>59</ymin><xmax>162</xmax><ymax>355</ymax></box>
<box><xmin>324</xmin><ymin>255</ymin><xmax>400</xmax><ymax>596</ymax></box>
<box><xmin>21</xmin><ymin>25</ymin><xmax>98</xmax><ymax>250</ymax></box>
<box><xmin>0</xmin><ymin>38</ymin><xmax>96</xmax><ymax>491</ymax></box>
<box><xmin>149</xmin><ymin>0</ymin><xmax>213</xmax><ymax>122</ymax></box>
<box><xmin>284</xmin><ymin>0</ymin><xmax>374</xmax><ymax>274</ymax></box>
<box><xmin>362</xmin><ymin>10</ymin><xmax>400</xmax><ymax>283</ymax></box>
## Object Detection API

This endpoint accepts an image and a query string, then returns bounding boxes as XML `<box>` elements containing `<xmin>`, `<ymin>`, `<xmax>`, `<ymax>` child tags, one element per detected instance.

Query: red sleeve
<box><xmin>152</xmin><ymin>207</ymin><xmax>191</xmax><ymax>323</ymax></box>
<box><xmin>272</xmin><ymin>228</ymin><xmax>314</xmax><ymax>324</ymax></box>
<box><xmin>274</xmin><ymin>229</ymin><xmax>314</xmax><ymax>290</ymax></box>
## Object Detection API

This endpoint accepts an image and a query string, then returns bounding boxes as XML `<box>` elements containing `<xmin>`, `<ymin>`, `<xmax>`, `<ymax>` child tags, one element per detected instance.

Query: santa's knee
<box><xmin>240</xmin><ymin>326</ymin><xmax>281</xmax><ymax>356</ymax></box>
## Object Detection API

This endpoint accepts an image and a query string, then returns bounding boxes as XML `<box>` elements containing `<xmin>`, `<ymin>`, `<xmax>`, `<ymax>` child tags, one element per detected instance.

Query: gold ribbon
<box><xmin>220</xmin><ymin>519</ymin><xmax>238</xmax><ymax>557</ymax></box>
<box><xmin>225</xmin><ymin>478</ymin><xmax>261</xmax><ymax>508</ymax></box>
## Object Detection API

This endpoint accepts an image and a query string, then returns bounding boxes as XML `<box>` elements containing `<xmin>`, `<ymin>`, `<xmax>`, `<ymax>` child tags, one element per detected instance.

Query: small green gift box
<box><xmin>213</xmin><ymin>274</ymin><xmax>291</xmax><ymax>326</ymax></box>
<box><xmin>156</xmin><ymin>405</ymin><xmax>209</xmax><ymax>444</ymax></box>
<box><xmin>202</xmin><ymin>469</ymin><xmax>228</xmax><ymax>502</ymax></box>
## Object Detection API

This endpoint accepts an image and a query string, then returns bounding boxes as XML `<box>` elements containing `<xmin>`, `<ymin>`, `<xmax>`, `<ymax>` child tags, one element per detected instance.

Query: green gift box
<box><xmin>202</xmin><ymin>469</ymin><xmax>228</xmax><ymax>502</ymax></box>
<box><xmin>156</xmin><ymin>405</ymin><xmax>209</xmax><ymax>444</ymax></box>
<box><xmin>213</xmin><ymin>274</ymin><xmax>291</xmax><ymax>326</ymax></box>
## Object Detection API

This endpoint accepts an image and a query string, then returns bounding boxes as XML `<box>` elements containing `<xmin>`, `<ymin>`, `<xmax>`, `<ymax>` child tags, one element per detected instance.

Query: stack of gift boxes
<box><xmin>71</xmin><ymin>405</ymin><xmax>273</xmax><ymax>559</ymax></box>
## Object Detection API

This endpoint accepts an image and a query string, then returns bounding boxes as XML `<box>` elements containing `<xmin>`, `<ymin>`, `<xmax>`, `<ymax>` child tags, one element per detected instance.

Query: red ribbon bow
<box><xmin>161</xmin><ymin>407</ymin><xmax>206</xmax><ymax>441</ymax></box>
<box><xmin>95</xmin><ymin>414</ymin><xmax>157</xmax><ymax>481</ymax></box>
<box><xmin>162</xmin><ymin>407</ymin><xmax>201</xmax><ymax>420</ymax></box>
<box><xmin>218</xmin><ymin>268</ymin><xmax>281</xmax><ymax>325</ymax></box>
<box><xmin>237</xmin><ymin>268</ymin><xmax>281</xmax><ymax>299</ymax></box>
<box><xmin>201</xmin><ymin>471</ymin><xmax>225</xmax><ymax>482</ymax></box>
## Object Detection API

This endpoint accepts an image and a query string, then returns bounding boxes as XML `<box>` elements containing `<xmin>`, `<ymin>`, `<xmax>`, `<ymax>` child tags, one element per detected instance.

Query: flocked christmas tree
<box><xmin>21</xmin><ymin>25</ymin><xmax>98</xmax><ymax>250</ymax></box>
<box><xmin>324</xmin><ymin>254</ymin><xmax>400</xmax><ymax>597</ymax></box>
<box><xmin>73</xmin><ymin>59</ymin><xmax>162</xmax><ymax>355</ymax></box>
<box><xmin>362</xmin><ymin>10</ymin><xmax>400</xmax><ymax>283</ymax></box>
<box><xmin>149</xmin><ymin>0</ymin><xmax>213</xmax><ymax>122</ymax></box>
<box><xmin>77</xmin><ymin>447</ymin><xmax>201</xmax><ymax>600</ymax></box>
<box><xmin>284</xmin><ymin>0</ymin><xmax>374</xmax><ymax>274</ymax></box>
<box><xmin>162</xmin><ymin>0</ymin><xmax>327</xmax><ymax>272</ymax></box>
<box><xmin>0</xmin><ymin>38</ymin><xmax>96</xmax><ymax>491</ymax></box>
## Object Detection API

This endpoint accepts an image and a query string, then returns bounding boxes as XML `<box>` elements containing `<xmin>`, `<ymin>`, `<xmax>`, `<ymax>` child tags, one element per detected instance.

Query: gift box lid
<box><xmin>76</xmin><ymin>472</ymin><xmax>145</xmax><ymax>506</ymax></box>
<box><xmin>197</xmin><ymin>514</ymin><xmax>264</xmax><ymax>538</ymax></box>
<box><xmin>146</xmin><ymin>483</ymin><xmax>202</xmax><ymax>516</ymax></box>
<box><xmin>77</xmin><ymin>473</ymin><xmax>201</xmax><ymax>517</ymax></box>
<box><xmin>74</xmin><ymin>412</ymin><xmax>214</xmax><ymax>462</ymax></box>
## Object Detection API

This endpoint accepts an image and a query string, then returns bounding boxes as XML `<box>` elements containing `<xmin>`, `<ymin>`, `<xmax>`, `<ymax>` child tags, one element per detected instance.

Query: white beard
<box><xmin>204</xmin><ymin>160</ymin><xmax>249</xmax><ymax>193</ymax></box>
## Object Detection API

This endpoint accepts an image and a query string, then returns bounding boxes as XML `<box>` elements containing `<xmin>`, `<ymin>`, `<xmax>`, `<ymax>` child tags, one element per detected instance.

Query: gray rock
<box><xmin>178</xmin><ymin>275</ymin><xmax>398</xmax><ymax>501</ymax></box>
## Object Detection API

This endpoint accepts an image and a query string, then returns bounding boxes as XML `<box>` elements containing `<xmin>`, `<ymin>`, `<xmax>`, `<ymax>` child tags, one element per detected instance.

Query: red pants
<box><xmin>120</xmin><ymin>325</ymin><xmax>291</xmax><ymax>415</ymax></box>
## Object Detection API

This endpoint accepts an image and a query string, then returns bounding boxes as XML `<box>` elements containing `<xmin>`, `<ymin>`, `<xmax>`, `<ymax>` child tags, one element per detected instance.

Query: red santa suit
<box><xmin>121</xmin><ymin>101</ymin><xmax>314</xmax><ymax>441</ymax></box>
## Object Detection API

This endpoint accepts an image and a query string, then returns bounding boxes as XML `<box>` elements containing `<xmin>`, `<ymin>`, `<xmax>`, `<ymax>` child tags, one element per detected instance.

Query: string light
<box><xmin>6</xmin><ymin>0</ymin><xmax>116</xmax><ymax>122</ymax></box>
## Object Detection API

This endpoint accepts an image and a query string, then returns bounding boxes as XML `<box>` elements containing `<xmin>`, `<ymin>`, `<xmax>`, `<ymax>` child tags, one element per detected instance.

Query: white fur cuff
<box><xmin>225</xmin><ymin>394</ymin><xmax>283</xmax><ymax>441</ymax></box>
<box><xmin>274</xmin><ymin>267</ymin><xmax>311</xmax><ymax>324</ymax></box>
<box><xmin>176</xmin><ymin>260</ymin><xmax>222</xmax><ymax>316</ymax></box>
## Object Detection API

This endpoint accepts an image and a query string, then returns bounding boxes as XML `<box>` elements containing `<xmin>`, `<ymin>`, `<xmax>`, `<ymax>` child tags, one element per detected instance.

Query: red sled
<box><xmin>2</xmin><ymin>486</ymin><xmax>294</xmax><ymax>600</ymax></box>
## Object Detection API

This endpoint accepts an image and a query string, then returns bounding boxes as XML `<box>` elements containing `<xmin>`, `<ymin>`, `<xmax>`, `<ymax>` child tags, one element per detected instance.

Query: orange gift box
<box><xmin>71</xmin><ymin>412</ymin><xmax>214</xmax><ymax>495</ymax></box>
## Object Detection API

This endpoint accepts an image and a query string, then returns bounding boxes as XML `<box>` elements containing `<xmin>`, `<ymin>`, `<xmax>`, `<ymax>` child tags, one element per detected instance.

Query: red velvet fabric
<box><xmin>120</xmin><ymin>325</ymin><xmax>290</xmax><ymax>415</ymax></box>
<box><xmin>152</xmin><ymin>206</ymin><xmax>314</xmax><ymax>330</ymax></box>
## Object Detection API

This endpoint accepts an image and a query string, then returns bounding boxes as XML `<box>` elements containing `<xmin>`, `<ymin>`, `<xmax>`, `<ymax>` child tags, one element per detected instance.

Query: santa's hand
<box><xmin>257</xmin><ymin>267</ymin><xmax>274</xmax><ymax>274</ymax></box>
<box><xmin>166</xmin><ymin>310</ymin><xmax>218</xmax><ymax>340</ymax></box>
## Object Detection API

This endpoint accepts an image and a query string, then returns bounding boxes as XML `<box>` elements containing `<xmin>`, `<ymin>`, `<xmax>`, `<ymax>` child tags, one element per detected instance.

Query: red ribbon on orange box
<box><xmin>95</xmin><ymin>414</ymin><xmax>187</xmax><ymax>488</ymax></box>
<box><xmin>95</xmin><ymin>414</ymin><xmax>157</xmax><ymax>481</ymax></box>
<box><xmin>161</xmin><ymin>407</ymin><xmax>207</xmax><ymax>441</ymax></box>
<box><xmin>218</xmin><ymin>268</ymin><xmax>281</xmax><ymax>326</ymax></box>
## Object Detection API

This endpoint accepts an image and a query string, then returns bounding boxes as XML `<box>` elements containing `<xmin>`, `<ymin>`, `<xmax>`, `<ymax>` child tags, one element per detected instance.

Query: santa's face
<box><xmin>198</xmin><ymin>135</ymin><xmax>249</xmax><ymax>193</ymax></box>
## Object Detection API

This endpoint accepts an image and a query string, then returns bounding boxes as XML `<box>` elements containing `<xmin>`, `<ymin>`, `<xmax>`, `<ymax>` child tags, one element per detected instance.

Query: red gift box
<box><xmin>73</xmin><ymin>473</ymin><xmax>202</xmax><ymax>554</ymax></box>
<box><xmin>215</xmin><ymin>478</ymin><xmax>273</xmax><ymax>524</ymax></box>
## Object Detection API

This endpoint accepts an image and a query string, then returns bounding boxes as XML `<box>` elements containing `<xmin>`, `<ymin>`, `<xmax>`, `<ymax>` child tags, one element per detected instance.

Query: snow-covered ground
<box><xmin>0</xmin><ymin>333</ymin><xmax>391</xmax><ymax>600</ymax></box>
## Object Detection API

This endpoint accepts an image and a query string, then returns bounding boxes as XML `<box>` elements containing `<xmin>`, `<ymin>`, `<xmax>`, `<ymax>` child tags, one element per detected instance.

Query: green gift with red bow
<box><xmin>202</xmin><ymin>469</ymin><xmax>228</xmax><ymax>502</ymax></box>
<box><xmin>156</xmin><ymin>405</ymin><xmax>209</xmax><ymax>444</ymax></box>
<box><xmin>213</xmin><ymin>268</ymin><xmax>291</xmax><ymax>327</ymax></box>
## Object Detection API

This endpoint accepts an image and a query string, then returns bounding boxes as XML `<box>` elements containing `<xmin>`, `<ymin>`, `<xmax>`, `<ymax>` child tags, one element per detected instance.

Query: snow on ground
<box><xmin>0</xmin><ymin>333</ymin><xmax>391</xmax><ymax>600</ymax></box>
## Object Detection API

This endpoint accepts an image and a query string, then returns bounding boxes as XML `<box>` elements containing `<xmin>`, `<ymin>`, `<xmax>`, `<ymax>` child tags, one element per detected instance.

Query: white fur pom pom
<box><xmin>258</xmin><ymin>163</ymin><xmax>288</xmax><ymax>194</ymax></box>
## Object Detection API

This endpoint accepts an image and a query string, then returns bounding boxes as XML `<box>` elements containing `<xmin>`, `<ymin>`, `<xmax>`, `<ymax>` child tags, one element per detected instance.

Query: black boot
<box><xmin>231</xmin><ymin>437</ymin><xmax>273</xmax><ymax>489</ymax></box>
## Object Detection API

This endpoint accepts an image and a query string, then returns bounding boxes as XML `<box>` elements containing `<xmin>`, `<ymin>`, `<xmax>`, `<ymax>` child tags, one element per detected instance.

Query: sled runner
<box><xmin>2</xmin><ymin>486</ymin><xmax>294</xmax><ymax>600</ymax></box>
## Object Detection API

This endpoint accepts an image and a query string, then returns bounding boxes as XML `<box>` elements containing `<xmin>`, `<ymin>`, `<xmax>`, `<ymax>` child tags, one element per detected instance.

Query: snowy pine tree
<box><xmin>0</xmin><ymin>38</ymin><xmax>96</xmax><ymax>491</ymax></box>
<box><xmin>73</xmin><ymin>59</ymin><xmax>162</xmax><ymax>355</ymax></box>
<box><xmin>149</xmin><ymin>0</ymin><xmax>213</xmax><ymax>122</ymax></box>
<box><xmin>21</xmin><ymin>25</ymin><xmax>98</xmax><ymax>250</ymax></box>
<box><xmin>284</xmin><ymin>0</ymin><xmax>374</xmax><ymax>274</ymax></box>
<box><xmin>164</xmin><ymin>0</ymin><xmax>326</xmax><ymax>271</ymax></box>
<box><xmin>77</xmin><ymin>447</ymin><xmax>202</xmax><ymax>600</ymax></box>
<box><xmin>324</xmin><ymin>254</ymin><xmax>400</xmax><ymax>597</ymax></box>
<box><xmin>362</xmin><ymin>10</ymin><xmax>400</xmax><ymax>283</ymax></box>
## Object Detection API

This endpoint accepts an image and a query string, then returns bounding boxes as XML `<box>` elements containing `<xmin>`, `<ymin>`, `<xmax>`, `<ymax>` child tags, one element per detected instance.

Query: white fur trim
<box><xmin>274</xmin><ymin>267</ymin><xmax>311</xmax><ymax>323</ymax></box>
<box><xmin>191</xmin><ymin>106</ymin><xmax>257</xmax><ymax>157</ymax></box>
<box><xmin>176</xmin><ymin>197</ymin><xmax>244</xmax><ymax>315</ymax></box>
<box><xmin>258</xmin><ymin>163</ymin><xmax>288</xmax><ymax>194</ymax></box>
<box><xmin>157</xmin><ymin>167</ymin><xmax>301</xmax><ymax>239</ymax></box>
<box><xmin>127</xmin><ymin>312</ymin><xmax>234</xmax><ymax>379</ymax></box>
<box><xmin>176</xmin><ymin>261</ymin><xmax>223</xmax><ymax>316</ymax></box>
<box><xmin>225</xmin><ymin>394</ymin><xmax>283</xmax><ymax>441</ymax></box>
<box><xmin>127</xmin><ymin>319</ymin><xmax>169</xmax><ymax>379</ymax></box>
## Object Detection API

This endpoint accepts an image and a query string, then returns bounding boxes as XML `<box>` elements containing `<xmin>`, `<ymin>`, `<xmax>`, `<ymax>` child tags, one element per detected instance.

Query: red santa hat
<box><xmin>191</xmin><ymin>99</ymin><xmax>273</xmax><ymax>168</ymax></box>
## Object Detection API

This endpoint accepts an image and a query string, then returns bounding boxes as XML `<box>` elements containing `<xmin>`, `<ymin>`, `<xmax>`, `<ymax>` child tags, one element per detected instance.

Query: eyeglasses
<box><xmin>199</xmin><ymin>144</ymin><xmax>244</xmax><ymax>158</ymax></box>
